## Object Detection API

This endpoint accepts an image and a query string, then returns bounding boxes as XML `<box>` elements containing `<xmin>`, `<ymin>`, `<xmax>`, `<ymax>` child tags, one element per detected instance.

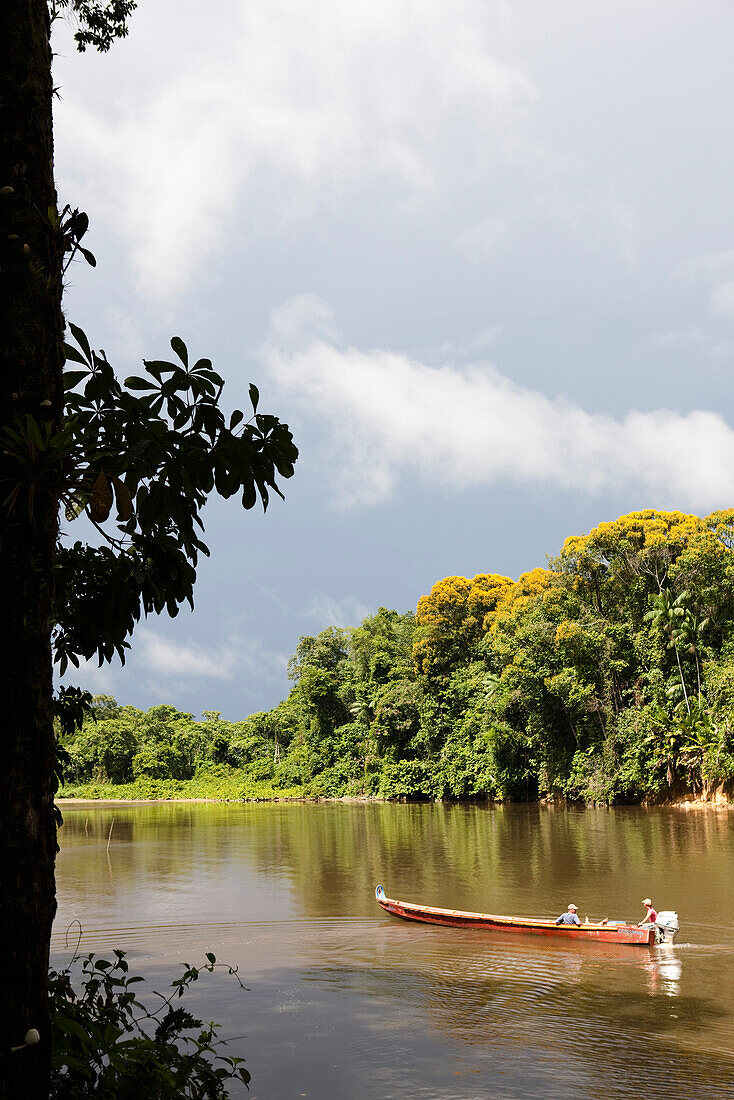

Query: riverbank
<box><xmin>56</xmin><ymin>756</ymin><xmax>734</xmax><ymax>807</ymax></box>
<box><xmin>641</xmin><ymin>779</ymin><xmax>734</xmax><ymax>807</ymax></box>
<box><xmin>56</xmin><ymin>789</ymin><xmax>734</xmax><ymax>807</ymax></box>
<box><xmin>56</xmin><ymin>795</ymin><xmax>317</xmax><ymax>805</ymax></box>
<box><xmin>56</xmin><ymin>772</ymin><xmax>303</xmax><ymax>802</ymax></box>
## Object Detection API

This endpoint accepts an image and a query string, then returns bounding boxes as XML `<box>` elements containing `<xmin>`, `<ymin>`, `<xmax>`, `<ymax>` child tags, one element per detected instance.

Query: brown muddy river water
<box><xmin>53</xmin><ymin>802</ymin><xmax>734</xmax><ymax>1098</ymax></box>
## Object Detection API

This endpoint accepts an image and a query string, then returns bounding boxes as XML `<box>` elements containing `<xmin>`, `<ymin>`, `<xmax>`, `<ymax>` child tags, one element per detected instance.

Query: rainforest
<box><xmin>59</xmin><ymin>509</ymin><xmax>734</xmax><ymax>805</ymax></box>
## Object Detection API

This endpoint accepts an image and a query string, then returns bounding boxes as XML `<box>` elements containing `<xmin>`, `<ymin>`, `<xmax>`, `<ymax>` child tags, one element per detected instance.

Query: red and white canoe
<box><xmin>375</xmin><ymin>885</ymin><xmax>657</xmax><ymax>946</ymax></box>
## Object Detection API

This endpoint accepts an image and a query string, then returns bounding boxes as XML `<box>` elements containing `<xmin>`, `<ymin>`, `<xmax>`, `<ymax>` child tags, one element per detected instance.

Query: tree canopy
<box><xmin>60</xmin><ymin>509</ymin><xmax>734</xmax><ymax>808</ymax></box>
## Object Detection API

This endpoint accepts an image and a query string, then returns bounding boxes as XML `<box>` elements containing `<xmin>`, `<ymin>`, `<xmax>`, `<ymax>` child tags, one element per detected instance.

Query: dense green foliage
<box><xmin>59</xmin><ymin>698</ymin><xmax>302</xmax><ymax>800</ymax></box>
<box><xmin>49</xmin><ymin>949</ymin><xmax>249</xmax><ymax>1097</ymax></box>
<box><xmin>61</xmin><ymin>510</ymin><xmax>734</xmax><ymax>804</ymax></box>
<box><xmin>55</xmin><ymin>326</ymin><xmax>296</xmax><ymax>678</ymax></box>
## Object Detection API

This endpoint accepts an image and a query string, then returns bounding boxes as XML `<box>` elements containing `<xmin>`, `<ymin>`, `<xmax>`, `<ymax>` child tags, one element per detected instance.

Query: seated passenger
<box><xmin>555</xmin><ymin>903</ymin><xmax>580</xmax><ymax>925</ymax></box>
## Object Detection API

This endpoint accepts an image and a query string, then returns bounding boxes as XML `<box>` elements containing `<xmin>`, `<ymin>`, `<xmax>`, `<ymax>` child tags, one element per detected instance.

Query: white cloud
<box><xmin>53</xmin><ymin>0</ymin><xmax>538</xmax><ymax>297</ymax></box>
<box><xmin>428</xmin><ymin>326</ymin><xmax>501</xmax><ymax>359</ymax></box>
<box><xmin>680</xmin><ymin>249</ymin><xmax>734</xmax><ymax>280</ymax></box>
<box><xmin>664</xmin><ymin>250</ymin><xmax>734</xmax><ymax>357</ymax></box>
<box><xmin>456</xmin><ymin>215</ymin><xmax>510</xmax><ymax>258</ymax></box>
<box><xmin>711</xmin><ymin>280</ymin><xmax>734</xmax><ymax>319</ymax></box>
<box><xmin>59</xmin><ymin>628</ymin><xmax>288</xmax><ymax>700</ymax></box>
<box><xmin>136</xmin><ymin>630</ymin><xmax>237</xmax><ymax>682</ymax></box>
<box><xmin>136</xmin><ymin>628</ymin><xmax>288</xmax><ymax>691</ymax></box>
<box><xmin>58</xmin><ymin>658</ymin><xmax>118</xmax><ymax>696</ymax></box>
<box><xmin>677</xmin><ymin>250</ymin><xmax>734</xmax><ymax>319</ymax></box>
<box><xmin>305</xmin><ymin>594</ymin><xmax>372</xmax><ymax>630</ymax></box>
<box><xmin>652</xmin><ymin>327</ymin><xmax>709</xmax><ymax>348</ymax></box>
<box><xmin>263</xmin><ymin>296</ymin><xmax>734</xmax><ymax>510</ymax></box>
<box><xmin>269</xmin><ymin>294</ymin><xmax>340</xmax><ymax>348</ymax></box>
<box><xmin>651</xmin><ymin>326</ymin><xmax>734</xmax><ymax>363</ymax></box>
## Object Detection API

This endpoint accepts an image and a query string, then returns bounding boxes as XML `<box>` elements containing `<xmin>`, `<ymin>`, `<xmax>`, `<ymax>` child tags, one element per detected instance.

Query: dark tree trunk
<box><xmin>0</xmin><ymin>2</ymin><xmax>64</xmax><ymax>1096</ymax></box>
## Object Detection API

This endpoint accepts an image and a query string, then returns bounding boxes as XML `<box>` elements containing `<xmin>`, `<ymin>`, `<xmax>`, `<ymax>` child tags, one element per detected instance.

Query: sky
<box><xmin>53</xmin><ymin>0</ymin><xmax>734</xmax><ymax>719</ymax></box>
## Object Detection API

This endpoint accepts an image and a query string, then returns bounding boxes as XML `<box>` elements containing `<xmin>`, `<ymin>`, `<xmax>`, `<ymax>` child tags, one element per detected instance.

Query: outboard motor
<box><xmin>654</xmin><ymin>911</ymin><xmax>679</xmax><ymax>944</ymax></box>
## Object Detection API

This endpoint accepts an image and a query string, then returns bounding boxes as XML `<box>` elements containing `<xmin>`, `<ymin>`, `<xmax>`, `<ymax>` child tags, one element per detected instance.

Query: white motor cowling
<box><xmin>654</xmin><ymin>911</ymin><xmax>679</xmax><ymax>944</ymax></box>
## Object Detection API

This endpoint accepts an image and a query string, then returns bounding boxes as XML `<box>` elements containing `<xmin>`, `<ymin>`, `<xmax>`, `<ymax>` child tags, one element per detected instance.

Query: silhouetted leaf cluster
<box><xmin>53</xmin><ymin>326</ymin><xmax>297</xmax><ymax>673</ymax></box>
<box><xmin>49</xmin><ymin>949</ymin><xmax>249</xmax><ymax>1097</ymax></box>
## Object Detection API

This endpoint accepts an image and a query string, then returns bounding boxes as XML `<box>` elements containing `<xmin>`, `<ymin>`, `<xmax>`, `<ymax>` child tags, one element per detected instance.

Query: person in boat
<box><xmin>555</xmin><ymin>903</ymin><xmax>580</xmax><ymax>925</ymax></box>
<box><xmin>640</xmin><ymin>898</ymin><xmax>658</xmax><ymax>926</ymax></box>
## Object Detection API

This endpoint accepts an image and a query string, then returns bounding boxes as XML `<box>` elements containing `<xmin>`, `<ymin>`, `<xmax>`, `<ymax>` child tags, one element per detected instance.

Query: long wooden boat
<box><xmin>375</xmin><ymin>885</ymin><xmax>656</xmax><ymax>946</ymax></box>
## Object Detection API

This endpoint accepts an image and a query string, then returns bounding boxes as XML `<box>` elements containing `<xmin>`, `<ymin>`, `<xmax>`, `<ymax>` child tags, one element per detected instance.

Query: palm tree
<box><xmin>644</xmin><ymin>590</ymin><xmax>691</xmax><ymax>714</ymax></box>
<box><xmin>483</xmin><ymin>672</ymin><xmax>502</xmax><ymax>703</ymax></box>
<box><xmin>672</xmin><ymin>610</ymin><xmax>709</xmax><ymax>699</ymax></box>
<box><xmin>349</xmin><ymin>691</ymin><xmax>378</xmax><ymax>791</ymax></box>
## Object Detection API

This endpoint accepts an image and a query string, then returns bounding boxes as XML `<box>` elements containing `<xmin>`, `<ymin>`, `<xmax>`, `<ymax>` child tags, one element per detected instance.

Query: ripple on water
<box><xmin>52</xmin><ymin>802</ymin><xmax>734</xmax><ymax>1099</ymax></box>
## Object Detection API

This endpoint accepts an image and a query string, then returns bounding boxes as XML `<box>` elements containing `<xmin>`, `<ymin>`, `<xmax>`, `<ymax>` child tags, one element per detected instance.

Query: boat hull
<box><xmin>375</xmin><ymin>885</ymin><xmax>655</xmax><ymax>946</ymax></box>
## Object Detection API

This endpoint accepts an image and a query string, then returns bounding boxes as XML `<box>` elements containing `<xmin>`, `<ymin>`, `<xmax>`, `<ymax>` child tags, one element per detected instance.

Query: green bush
<box><xmin>271</xmin><ymin>758</ymin><xmax>303</xmax><ymax>789</ymax></box>
<box><xmin>50</xmin><ymin>950</ymin><xmax>249</xmax><ymax>1098</ymax></box>
<box><xmin>66</xmin><ymin>720</ymin><xmax>137</xmax><ymax>784</ymax></box>
<box><xmin>246</xmin><ymin>758</ymin><xmax>274</xmax><ymax>782</ymax></box>
<box><xmin>377</xmin><ymin>759</ymin><xmax>433</xmax><ymax>800</ymax></box>
<box><xmin>132</xmin><ymin>740</ymin><xmax>191</xmax><ymax>781</ymax></box>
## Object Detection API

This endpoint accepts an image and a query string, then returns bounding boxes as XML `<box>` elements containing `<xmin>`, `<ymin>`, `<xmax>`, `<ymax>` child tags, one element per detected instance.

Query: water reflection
<box><xmin>296</xmin><ymin>949</ymin><xmax>726</xmax><ymax>1099</ymax></box>
<box><xmin>644</xmin><ymin>946</ymin><xmax>682</xmax><ymax>997</ymax></box>
<box><xmin>54</xmin><ymin>803</ymin><xmax>734</xmax><ymax>1099</ymax></box>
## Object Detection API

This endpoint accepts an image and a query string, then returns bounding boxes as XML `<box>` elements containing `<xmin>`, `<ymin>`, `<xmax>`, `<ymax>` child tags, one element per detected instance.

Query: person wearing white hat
<box><xmin>640</xmin><ymin>898</ymin><xmax>658</xmax><ymax>926</ymax></box>
<box><xmin>554</xmin><ymin>903</ymin><xmax>580</xmax><ymax>926</ymax></box>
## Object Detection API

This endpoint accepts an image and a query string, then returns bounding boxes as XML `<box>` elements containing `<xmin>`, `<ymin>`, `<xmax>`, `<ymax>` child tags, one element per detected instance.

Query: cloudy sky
<box><xmin>53</xmin><ymin>0</ymin><xmax>734</xmax><ymax>718</ymax></box>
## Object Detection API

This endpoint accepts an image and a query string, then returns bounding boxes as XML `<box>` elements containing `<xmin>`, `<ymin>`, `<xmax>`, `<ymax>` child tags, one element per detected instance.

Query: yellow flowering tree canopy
<box><xmin>492</xmin><ymin>567</ymin><xmax>554</xmax><ymax>622</ymax></box>
<box><xmin>706</xmin><ymin>508</ymin><xmax>734</xmax><ymax>550</ymax></box>
<box><xmin>414</xmin><ymin>573</ymin><xmax>513</xmax><ymax>680</ymax></box>
<box><xmin>560</xmin><ymin>510</ymin><xmax>704</xmax><ymax>578</ymax></box>
<box><xmin>555</xmin><ymin>510</ymin><xmax>733</xmax><ymax>617</ymax></box>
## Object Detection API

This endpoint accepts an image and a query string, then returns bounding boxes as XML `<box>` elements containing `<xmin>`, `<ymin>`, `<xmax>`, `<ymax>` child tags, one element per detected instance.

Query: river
<box><xmin>53</xmin><ymin>802</ymin><xmax>734</xmax><ymax>1098</ymax></box>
